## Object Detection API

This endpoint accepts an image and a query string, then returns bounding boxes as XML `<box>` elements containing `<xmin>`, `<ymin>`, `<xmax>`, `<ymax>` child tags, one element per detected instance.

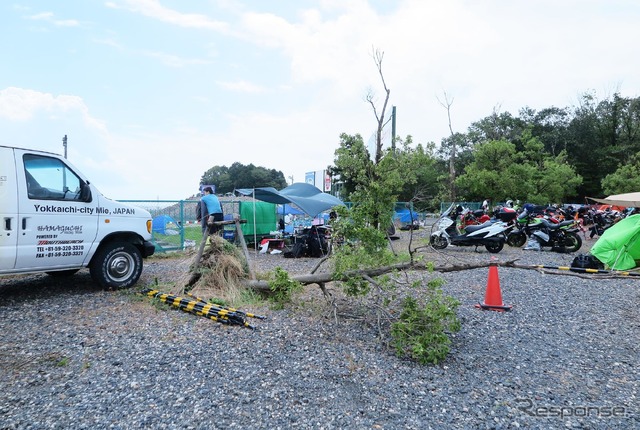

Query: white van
<box><xmin>0</xmin><ymin>145</ymin><xmax>155</xmax><ymax>288</ymax></box>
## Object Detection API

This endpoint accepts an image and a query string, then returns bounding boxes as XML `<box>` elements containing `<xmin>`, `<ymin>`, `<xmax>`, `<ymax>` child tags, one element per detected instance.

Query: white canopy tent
<box><xmin>588</xmin><ymin>192</ymin><xmax>640</xmax><ymax>207</ymax></box>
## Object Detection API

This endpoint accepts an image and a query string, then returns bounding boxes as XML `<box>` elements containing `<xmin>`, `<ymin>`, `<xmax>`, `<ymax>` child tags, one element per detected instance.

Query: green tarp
<box><xmin>239</xmin><ymin>201</ymin><xmax>277</xmax><ymax>238</ymax></box>
<box><xmin>590</xmin><ymin>214</ymin><xmax>640</xmax><ymax>270</ymax></box>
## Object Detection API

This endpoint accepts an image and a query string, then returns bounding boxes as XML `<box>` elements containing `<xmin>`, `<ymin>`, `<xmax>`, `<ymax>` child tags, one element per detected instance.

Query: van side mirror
<box><xmin>80</xmin><ymin>182</ymin><xmax>92</xmax><ymax>202</ymax></box>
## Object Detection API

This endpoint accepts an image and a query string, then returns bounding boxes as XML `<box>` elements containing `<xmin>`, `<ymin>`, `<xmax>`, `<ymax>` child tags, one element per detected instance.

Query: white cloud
<box><xmin>27</xmin><ymin>11</ymin><xmax>79</xmax><ymax>27</ymax></box>
<box><xmin>107</xmin><ymin>0</ymin><xmax>229</xmax><ymax>32</ymax></box>
<box><xmin>237</xmin><ymin>4</ymin><xmax>379</xmax><ymax>85</ymax></box>
<box><xmin>4</xmin><ymin>0</ymin><xmax>640</xmax><ymax>200</ymax></box>
<box><xmin>144</xmin><ymin>51</ymin><xmax>213</xmax><ymax>68</ymax></box>
<box><xmin>217</xmin><ymin>80</ymin><xmax>267</xmax><ymax>93</ymax></box>
<box><xmin>0</xmin><ymin>88</ymin><xmax>105</xmax><ymax>135</ymax></box>
<box><xmin>93</xmin><ymin>37</ymin><xmax>123</xmax><ymax>49</ymax></box>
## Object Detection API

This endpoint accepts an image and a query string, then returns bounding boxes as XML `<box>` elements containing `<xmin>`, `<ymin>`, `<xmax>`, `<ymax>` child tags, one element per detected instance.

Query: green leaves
<box><xmin>200</xmin><ymin>162</ymin><xmax>287</xmax><ymax>194</ymax></box>
<box><xmin>390</xmin><ymin>280</ymin><xmax>461</xmax><ymax>365</ymax></box>
<box><xmin>602</xmin><ymin>151</ymin><xmax>640</xmax><ymax>195</ymax></box>
<box><xmin>455</xmin><ymin>135</ymin><xmax>583</xmax><ymax>204</ymax></box>
<box><xmin>268</xmin><ymin>267</ymin><xmax>303</xmax><ymax>309</ymax></box>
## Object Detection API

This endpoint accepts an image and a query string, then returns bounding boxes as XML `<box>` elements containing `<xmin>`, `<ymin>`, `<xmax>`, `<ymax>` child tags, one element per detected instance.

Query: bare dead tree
<box><xmin>437</xmin><ymin>91</ymin><xmax>457</xmax><ymax>202</ymax></box>
<box><xmin>365</xmin><ymin>48</ymin><xmax>391</xmax><ymax>165</ymax></box>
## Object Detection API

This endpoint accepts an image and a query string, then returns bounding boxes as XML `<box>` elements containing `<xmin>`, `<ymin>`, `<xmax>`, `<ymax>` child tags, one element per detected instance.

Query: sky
<box><xmin>1</xmin><ymin>0</ymin><xmax>639</xmax><ymax>201</ymax></box>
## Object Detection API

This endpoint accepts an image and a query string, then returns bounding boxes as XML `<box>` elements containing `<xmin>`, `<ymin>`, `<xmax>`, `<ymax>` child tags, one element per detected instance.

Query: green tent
<box><xmin>590</xmin><ymin>214</ymin><xmax>640</xmax><ymax>270</ymax></box>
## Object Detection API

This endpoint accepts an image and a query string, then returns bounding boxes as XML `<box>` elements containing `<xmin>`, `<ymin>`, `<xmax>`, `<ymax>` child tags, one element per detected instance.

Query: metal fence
<box><xmin>119</xmin><ymin>199</ymin><xmax>242</xmax><ymax>253</ymax></box>
<box><xmin>120</xmin><ymin>199</ymin><xmax>436</xmax><ymax>253</ymax></box>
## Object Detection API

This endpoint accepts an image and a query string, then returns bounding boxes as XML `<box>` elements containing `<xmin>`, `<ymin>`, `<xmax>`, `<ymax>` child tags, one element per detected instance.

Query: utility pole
<box><xmin>62</xmin><ymin>135</ymin><xmax>68</xmax><ymax>159</ymax></box>
<box><xmin>391</xmin><ymin>106</ymin><xmax>396</xmax><ymax>153</ymax></box>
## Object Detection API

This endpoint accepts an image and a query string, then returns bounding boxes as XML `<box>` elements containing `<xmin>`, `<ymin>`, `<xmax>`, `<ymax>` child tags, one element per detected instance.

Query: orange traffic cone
<box><xmin>475</xmin><ymin>262</ymin><xmax>512</xmax><ymax>312</ymax></box>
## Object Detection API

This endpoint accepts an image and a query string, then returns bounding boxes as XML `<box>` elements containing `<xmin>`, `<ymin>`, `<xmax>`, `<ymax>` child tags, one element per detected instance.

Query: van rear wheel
<box><xmin>90</xmin><ymin>242</ymin><xmax>142</xmax><ymax>289</ymax></box>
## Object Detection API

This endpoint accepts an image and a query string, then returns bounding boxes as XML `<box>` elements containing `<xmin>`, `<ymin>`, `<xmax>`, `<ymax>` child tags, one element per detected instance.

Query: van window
<box><xmin>23</xmin><ymin>154</ymin><xmax>85</xmax><ymax>201</ymax></box>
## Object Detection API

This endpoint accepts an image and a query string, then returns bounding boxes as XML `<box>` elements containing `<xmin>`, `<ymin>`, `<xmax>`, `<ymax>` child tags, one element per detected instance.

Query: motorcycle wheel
<box><xmin>506</xmin><ymin>232</ymin><xmax>527</xmax><ymax>247</ymax></box>
<box><xmin>485</xmin><ymin>240</ymin><xmax>504</xmax><ymax>253</ymax></box>
<box><xmin>430</xmin><ymin>234</ymin><xmax>448</xmax><ymax>250</ymax></box>
<box><xmin>563</xmin><ymin>232</ymin><xmax>582</xmax><ymax>253</ymax></box>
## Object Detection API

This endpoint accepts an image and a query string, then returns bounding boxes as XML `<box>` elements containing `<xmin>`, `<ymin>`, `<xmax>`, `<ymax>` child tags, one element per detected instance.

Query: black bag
<box><xmin>307</xmin><ymin>227</ymin><xmax>329</xmax><ymax>258</ymax></box>
<box><xmin>284</xmin><ymin>241</ymin><xmax>307</xmax><ymax>259</ymax></box>
<box><xmin>571</xmin><ymin>254</ymin><xmax>604</xmax><ymax>270</ymax></box>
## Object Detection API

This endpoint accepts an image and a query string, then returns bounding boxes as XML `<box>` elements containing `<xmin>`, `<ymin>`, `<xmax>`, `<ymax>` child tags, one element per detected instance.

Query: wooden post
<box><xmin>234</xmin><ymin>216</ymin><xmax>255</xmax><ymax>280</ymax></box>
<box><xmin>193</xmin><ymin>228</ymin><xmax>210</xmax><ymax>271</ymax></box>
<box><xmin>190</xmin><ymin>217</ymin><xmax>253</xmax><ymax>281</ymax></box>
<box><xmin>181</xmin><ymin>226</ymin><xmax>212</xmax><ymax>289</ymax></box>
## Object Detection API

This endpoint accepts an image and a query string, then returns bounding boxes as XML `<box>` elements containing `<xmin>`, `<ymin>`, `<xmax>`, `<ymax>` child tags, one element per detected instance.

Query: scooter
<box><xmin>430</xmin><ymin>204</ymin><xmax>509</xmax><ymax>253</ymax></box>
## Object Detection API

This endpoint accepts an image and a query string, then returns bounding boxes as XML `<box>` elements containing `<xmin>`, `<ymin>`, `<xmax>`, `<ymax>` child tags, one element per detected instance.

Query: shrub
<box><xmin>390</xmin><ymin>278</ymin><xmax>460</xmax><ymax>365</ymax></box>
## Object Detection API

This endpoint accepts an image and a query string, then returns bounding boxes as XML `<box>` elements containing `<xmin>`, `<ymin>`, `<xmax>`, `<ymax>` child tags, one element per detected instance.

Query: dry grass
<box><xmin>171</xmin><ymin>235</ymin><xmax>250</xmax><ymax>302</ymax></box>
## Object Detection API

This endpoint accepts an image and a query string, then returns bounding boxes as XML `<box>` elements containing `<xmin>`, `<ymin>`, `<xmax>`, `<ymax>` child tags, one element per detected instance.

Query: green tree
<box><xmin>601</xmin><ymin>151</ymin><xmax>640</xmax><ymax>195</ymax></box>
<box><xmin>200</xmin><ymin>162</ymin><xmax>287</xmax><ymax>193</ymax></box>
<box><xmin>330</xmin><ymin>132</ymin><xmax>442</xmax><ymax>225</ymax></box>
<box><xmin>455</xmin><ymin>132</ymin><xmax>582</xmax><ymax>204</ymax></box>
<box><xmin>455</xmin><ymin>139</ymin><xmax>518</xmax><ymax>202</ymax></box>
<box><xmin>394</xmin><ymin>137</ymin><xmax>444</xmax><ymax>211</ymax></box>
<box><xmin>564</xmin><ymin>92</ymin><xmax>640</xmax><ymax>199</ymax></box>
<box><xmin>564</xmin><ymin>92</ymin><xmax>602</xmax><ymax>198</ymax></box>
<box><xmin>466</xmin><ymin>109</ymin><xmax>529</xmax><ymax>147</ymax></box>
<box><xmin>328</xmin><ymin>133</ymin><xmax>373</xmax><ymax>200</ymax></box>
<box><xmin>520</xmin><ymin>106</ymin><xmax>570</xmax><ymax>156</ymax></box>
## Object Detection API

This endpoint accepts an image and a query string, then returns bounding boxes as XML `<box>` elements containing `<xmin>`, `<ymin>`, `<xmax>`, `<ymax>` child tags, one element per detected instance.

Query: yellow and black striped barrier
<box><xmin>185</xmin><ymin>292</ymin><xmax>266</xmax><ymax>320</ymax></box>
<box><xmin>532</xmin><ymin>265</ymin><xmax>640</xmax><ymax>277</ymax></box>
<box><xmin>142</xmin><ymin>289</ymin><xmax>266</xmax><ymax>329</ymax></box>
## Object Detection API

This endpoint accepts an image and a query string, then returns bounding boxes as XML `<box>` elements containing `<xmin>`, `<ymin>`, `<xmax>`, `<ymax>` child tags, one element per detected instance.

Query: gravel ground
<box><xmin>1</xmin><ymin>226</ymin><xmax>639</xmax><ymax>430</ymax></box>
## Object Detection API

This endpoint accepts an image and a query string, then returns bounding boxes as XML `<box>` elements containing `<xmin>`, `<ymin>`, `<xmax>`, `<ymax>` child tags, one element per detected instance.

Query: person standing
<box><xmin>195</xmin><ymin>192</ymin><xmax>207</xmax><ymax>226</ymax></box>
<box><xmin>482</xmin><ymin>198</ymin><xmax>490</xmax><ymax>212</ymax></box>
<box><xmin>201</xmin><ymin>186</ymin><xmax>223</xmax><ymax>235</ymax></box>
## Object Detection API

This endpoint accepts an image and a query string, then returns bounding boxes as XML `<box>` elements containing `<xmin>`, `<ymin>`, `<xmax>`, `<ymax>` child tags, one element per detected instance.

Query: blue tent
<box><xmin>152</xmin><ymin>215</ymin><xmax>180</xmax><ymax>235</ymax></box>
<box><xmin>394</xmin><ymin>208</ymin><xmax>417</xmax><ymax>224</ymax></box>
<box><xmin>237</xmin><ymin>183</ymin><xmax>344</xmax><ymax>217</ymax></box>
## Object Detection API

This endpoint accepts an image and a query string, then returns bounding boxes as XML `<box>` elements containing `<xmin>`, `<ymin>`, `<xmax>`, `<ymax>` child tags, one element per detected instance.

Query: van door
<box><xmin>14</xmin><ymin>149</ymin><xmax>99</xmax><ymax>272</ymax></box>
<box><xmin>0</xmin><ymin>147</ymin><xmax>18</xmax><ymax>271</ymax></box>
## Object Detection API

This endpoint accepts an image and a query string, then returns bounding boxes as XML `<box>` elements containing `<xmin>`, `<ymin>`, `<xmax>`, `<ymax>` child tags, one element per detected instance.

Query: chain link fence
<box><xmin>119</xmin><ymin>199</ymin><xmax>241</xmax><ymax>252</ymax></box>
<box><xmin>121</xmin><ymin>199</ymin><xmax>439</xmax><ymax>253</ymax></box>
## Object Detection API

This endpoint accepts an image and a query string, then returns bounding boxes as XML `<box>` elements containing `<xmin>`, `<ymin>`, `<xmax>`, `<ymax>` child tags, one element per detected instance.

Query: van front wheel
<box><xmin>90</xmin><ymin>242</ymin><xmax>142</xmax><ymax>289</ymax></box>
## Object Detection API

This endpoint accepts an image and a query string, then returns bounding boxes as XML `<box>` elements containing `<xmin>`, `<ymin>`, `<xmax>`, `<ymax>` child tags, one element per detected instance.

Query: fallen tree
<box><xmin>242</xmin><ymin>259</ymin><xmax>637</xmax><ymax>293</ymax></box>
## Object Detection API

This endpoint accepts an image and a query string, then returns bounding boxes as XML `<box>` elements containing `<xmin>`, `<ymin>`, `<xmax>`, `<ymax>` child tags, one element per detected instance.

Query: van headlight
<box><xmin>146</xmin><ymin>220</ymin><xmax>152</xmax><ymax>234</ymax></box>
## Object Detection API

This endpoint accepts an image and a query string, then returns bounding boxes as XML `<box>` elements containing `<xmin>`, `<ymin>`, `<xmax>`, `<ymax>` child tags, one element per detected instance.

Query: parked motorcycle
<box><xmin>493</xmin><ymin>206</ymin><xmax>519</xmax><ymax>224</ymax></box>
<box><xmin>506</xmin><ymin>208</ymin><xmax>582</xmax><ymax>252</ymax></box>
<box><xmin>587</xmin><ymin>206</ymin><xmax>621</xmax><ymax>238</ymax></box>
<box><xmin>430</xmin><ymin>204</ymin><xmax>509</xmax><ymax>253</ymax></box>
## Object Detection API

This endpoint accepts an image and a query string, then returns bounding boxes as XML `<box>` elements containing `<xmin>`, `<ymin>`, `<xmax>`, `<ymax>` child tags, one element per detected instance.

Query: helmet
<box><xmin>506</xmin><ymin>200</ymin><xmax>513</xmax><ymax>208</ymax></box>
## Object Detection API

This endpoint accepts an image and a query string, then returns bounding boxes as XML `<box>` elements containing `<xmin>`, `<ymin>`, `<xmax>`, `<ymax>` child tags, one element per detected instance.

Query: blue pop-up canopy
<box><xmin>237</xmin><ymin>183</ymin><xmax>344</xmax><ymax>217</ymax></box>
<box><xmin>278</xmin><ymin>204</ymin><xmax>305</xmax><ymax>215</ymax></box>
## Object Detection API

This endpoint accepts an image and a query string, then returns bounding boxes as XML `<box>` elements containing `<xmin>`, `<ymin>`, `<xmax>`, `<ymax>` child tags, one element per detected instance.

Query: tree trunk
<box><xmin>242</xmin><ymin>259</ymin><xmax>618</xmax><ymax>293</ymax></box>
